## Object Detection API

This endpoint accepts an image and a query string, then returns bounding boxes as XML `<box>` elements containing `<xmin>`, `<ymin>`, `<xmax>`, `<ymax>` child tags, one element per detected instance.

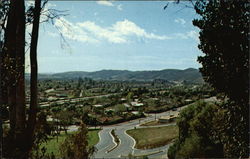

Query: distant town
<box><xmin>23</xmin><ymin>76</ymin><xmax>213</xmax><ymax>127</ymax></box>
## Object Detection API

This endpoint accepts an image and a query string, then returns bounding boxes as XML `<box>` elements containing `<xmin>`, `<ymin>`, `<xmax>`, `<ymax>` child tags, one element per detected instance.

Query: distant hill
<box><xmin>26</xmin><ymin>68</ymin><xmax>203</xmax><ymax>83</ymax></box>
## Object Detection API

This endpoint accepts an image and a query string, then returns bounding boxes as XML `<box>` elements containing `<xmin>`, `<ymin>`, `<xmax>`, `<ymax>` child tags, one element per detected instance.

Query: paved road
<box><xmin>94</xmin><ymin>110</ymin><xmax>181</xmax><ymax>158</ymax></box>
<box><xmin>93</xmin><ymin>97</ymin><xmax>218</xmax><ymax>158</ymax></box>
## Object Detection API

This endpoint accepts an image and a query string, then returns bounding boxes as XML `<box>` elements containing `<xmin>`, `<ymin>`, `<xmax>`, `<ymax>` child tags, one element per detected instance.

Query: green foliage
<box><xmin>126</xmin><ymin>91</ymin><xmax>134</xmax><ymax>102</ymax></box>
<box><xmin>59</xmin><ymin>123</ymin><xmax>89</xmax><ymax>159</ymax></box>
<box><xmin>30</xmin><ymin>112</ymin><xmax>55</xmax><ymax>159</ymax></box>
<box><xmin>175</xmin><ymin>135</ymin><xmax>203</xmax><ymax>158</ymax></box>
<box><xmin>53</xmin><ymin>110</ymin><xmax>74</xmax><ymax>133</ymax></box>
<box><xmin>111</xmin><ymin>129</ymin><xmax>120</xmax><ymax>145</ymax></box>
<box><xmin>114</xmin><ymin>104</ymin><xmax>126</xmax><ymax>113</ymax></box>
<box><xmin>218</xmin><ymin>101</ymin><xmax>249</xmax><ymax>157</ymax></box>
<box><xmin>168</xmin><ymin>102</ymin><xmax>224</xmax><ymax>159</ymax></box>
<box><xmin>193</xmin><ymin>0</ymin><xmax>249</xmax><ymax>157</ymax></box>
<box><xmin>144</xmin><ymin>98</ymin><xmax>159</xmax><ymax>107</ymax></box>
<box><xmin>194</xmin><ymin>1</ymin><xmax>249</xmax><ymax>105</ymax></box>
<box><xmin>167</xmin><ymin>139</ymin><xmax>180</xmax><ymax>159</ymax></box>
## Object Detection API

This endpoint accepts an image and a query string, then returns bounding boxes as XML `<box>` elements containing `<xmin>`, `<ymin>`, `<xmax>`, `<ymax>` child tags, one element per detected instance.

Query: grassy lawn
<box><xmin>127</xmin><ymin>125</ymin><xmax>178</xmax><ymax>149</ymax></box>
<box><xmin>88</xmin><ymin>129</ymin><xmax>101</xmax><ymax>148</ymax></box>
<box><xmin>40</xmin><ymin>129</ymin><xmax>100</xmax><ymax>157</ymax></box>
<box><xmin>140</xmin><ymin>120</ymin><xmax>175</xmax><ymax>126</ymax></box>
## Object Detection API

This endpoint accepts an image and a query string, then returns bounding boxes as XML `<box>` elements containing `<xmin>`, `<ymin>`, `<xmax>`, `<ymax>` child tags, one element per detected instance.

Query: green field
<box><xmin>88</xmin><ymin>129</ymin><xmax>101</xmax><ymax>148</ymax></box>
<box><xmin>40</xmin><ymin>129</ymin><xmax>100</xmax><ymax>157</ymax></box>
<box><xmin>127</xmin><ymin>125</ymin><xmax>178</xmax><ymax>149</ymax></box>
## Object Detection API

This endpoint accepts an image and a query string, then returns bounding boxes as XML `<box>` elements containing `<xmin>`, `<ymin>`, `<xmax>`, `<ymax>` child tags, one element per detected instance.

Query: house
<box><xmin>121</xmin><ymin>98</ymin><xmax>127</xmax><ymax>102</ymax></box>
<box><xmin>124</xmin><ymin>103</ymin><xmax>132</xmax><ymax>111</ymax></box>
<box><xmin>134</xmin><ymin>103</ymin><xmax>144</xmax><ymax>107</ymax></box>
<box><xmin>56</xmin><ymin>101</ymin><xmax>65</xmax><ymax>105</ymax></box>
<box><xmin>56</xmin><ymin>88</ymin><xmax>65</xmax><ymax>91</ymax></box>
<box><xmin>93</xmin><ymin>104</ymin><xmax>104</xmax><ymax>108</ymax></box>
<box><xmin>48</xmin><ymin>96</ymin><xmax>57</xmax><ymax>101</ymax></box>
<box><xmin>184</xmin><ymin>99</ymin><xmax>193</xmax><ymax>104</ymax></box>
<box><xmin>124</xmin><ymin>103</ymin><xmax>130</xmax><ymax>108</ymax></box>
<box><xmin>158</xmin><ymin>115</ymin><xmax>173</xmax><ymax>123</ymax></box>
<box><xmin>45</xmin><ymin>88</ymin><xmax>55</xmax><ymax>93</ymax></box>
<box><xmin>131</xmin><ymin>111</ymin><xmax>139</xmax><ymax>115</ymax></box>
<box><xmin>151</xmin><ymin>98</ymin><xmax>159</xmax><ymax>101</ymax></box>
<box><xmin>104</xmin><ymin>108</ymin><xmax>114</xmax><ymax>115</ymax></box>
<box><xmin>158</xmin><ymin>113</ymin><xmax>179</xmax><ymax>123</ymax></box>
<box><xmin>131</xmin><ymin>101</ymin><xmax>144</xmax><ymax>111</ymax></box>
<box><xmin>131</xmin><ymin>102</ymin><xmax>144</xmax><ymax>107</ymax></box>
<box><xmin>40</xmin><ymin>104</ymin><xmax>50</xmax><ymax>108</ymax></box>
<box><xmin>56</xmin><ymin>94</ymin><xmax>67</xmax><ymax>98</ymax></box>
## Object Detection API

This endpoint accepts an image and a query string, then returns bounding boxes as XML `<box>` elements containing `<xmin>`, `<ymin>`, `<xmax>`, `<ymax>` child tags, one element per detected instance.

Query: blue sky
<box><xmin>26</xmin><ymin>1</ymin><xmax>202</xmax><ymax>73</ymax></box>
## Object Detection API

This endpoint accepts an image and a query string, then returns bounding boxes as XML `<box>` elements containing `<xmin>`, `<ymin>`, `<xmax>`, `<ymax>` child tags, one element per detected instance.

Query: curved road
<box><xmin>94</xmin><ymin>110</ymin><xmax>180</xmax><ymax>158</ymax></box>
<box><xmin>94</xmin><ymin>97</ymin><xmax>217</xmax><ymax>158</ymax></box>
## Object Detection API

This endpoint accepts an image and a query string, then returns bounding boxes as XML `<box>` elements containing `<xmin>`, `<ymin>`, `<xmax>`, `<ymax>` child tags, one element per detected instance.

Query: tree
<box><xmin>55</xmin><ymin>110</ymin><xmax>74</xmax><ymax>134</ymax></box>
<box><xmin>193</xmin><ymin>0</ymin><xmax>249</xmax><ymax>105</ymax></box>
<box><xmin>167</xmin><ymin>0</ymin><xmax>249</xmax><ymax>157</ymax></box>
<box><xmin>26</xmin><ymin>0</ymin><xmax>42</xmax><ymax>154</ymax></box>
<box><xmin>193</xmin><ymin>0</ymin><xmax>249</xmax><ymax>157</ymax></box>
<box><xmin>168</xmin><ymin>101</ymin><xmax>224</xmax><ymax>159</ymax></box>
<box><xmin>30</xmin><ymin>111</ymin><xmax>54</xmax><ymax>159</ymax></box>
<box><xmin>0</xmin><ymin>0</ymin><xmax>67</xmax><ymax>157</ymax></box>
<box><xmin>59</xmin><ymin>123</ymin><xmax>89</xmax><ymax>159</ymax></box>
<box><xmin>2</xmin><ymin>0</ymin><xmax>26</xmax><ymax>157</ymax></box>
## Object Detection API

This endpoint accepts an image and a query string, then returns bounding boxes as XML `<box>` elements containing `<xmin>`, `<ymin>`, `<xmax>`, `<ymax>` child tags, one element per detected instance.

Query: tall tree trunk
<box><xmin>15</xmin><ymin>0</ymin><xmax>26</xmax><ymax>156</ymax></box>
<box><xmin>26</xmin><ymin>0</ymin><xmax>41</xmax><ymax>154</ymax></box>
<box><xmin>0</xmin><ymin>17</ymin><xmax>4</xmax><ymax>159</ymax></box>
<box><xmin>2</xmin><ymin>0</ymin><xmax>26</xmax><ymax>157</ymax></box>
<box><xmin>4</xmin><ymin>0</ymin><xmax>18</xmax><ymax>136</ymax></box>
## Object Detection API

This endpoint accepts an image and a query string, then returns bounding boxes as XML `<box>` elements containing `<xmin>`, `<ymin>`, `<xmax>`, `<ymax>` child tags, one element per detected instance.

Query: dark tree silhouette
<box><xmin>167</xmin><ymin>0</ymin><xmax>249</xmax><ymax>158</ymax></box>
<box><xmin>193</xmin><ymin>1</ymin><xmax>249</xmax><ymax>157</ymax></box>
<box><xmin>194</xmin><ymin>0</ymin><xmax>249</xmax><ymax>105</ymax></box>
<box><xmin>2</xmin><ymin>0</ymin><xmax>26</xmax><ymax>157</ymax></box>
<box><xmin>0</xmin><ymin>0</ymin><xmax>68</xmax><ymax>157</ymax></box>
<box><xmin>27</xmin><ymin>0</ymin><xmax>42</xmax><ymax>155</ymax></box>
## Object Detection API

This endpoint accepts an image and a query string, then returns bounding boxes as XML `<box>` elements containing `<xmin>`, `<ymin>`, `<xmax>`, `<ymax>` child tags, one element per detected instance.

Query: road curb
<box><xmin>106</xmin><ymin>129</ymin><xmax>120</xmax><ymax>153</ymax></box>
<box><xmin>124</xmin><ymin>129</ymin><xmax>136</xmax><ymax>151</ymax></box>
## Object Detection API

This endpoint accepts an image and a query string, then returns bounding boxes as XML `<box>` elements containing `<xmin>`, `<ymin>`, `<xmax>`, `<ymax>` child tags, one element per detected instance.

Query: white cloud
<box><xmin>54</xmin><ymin>17</ymin><xmax>99</xmax><ymax>43</ymax></box>
<box><xmin>53</xmin><ymin>18</ymin><xmax>171</xmax><ymax>44</ymax></box>
<box><xmin>175</xmin><ymin>30</ymin><xmax>199</xmax><ymax>41</ymax></box>
<box><xmin>97</xmin><ymin>1</ymin><xmax>123</xmax><ymax>11</ymax></box>
<box><xmin>77</xmin><ymin>21</ymin><xmax>127</xmax><ymax>43</ymax></box>
<box><xmin>174</xmin><ymin>18</ymin><xmax>186</xmax><ymax>25</ymax></box>
<box><xmin>117</xmin><ymin>4</ymin><xmax>123</xmax><ymax>11</ymax></box>
<box><xmin>97</xmin><ymin>1</ymin><xmax>114</xmax><ymax>7</ymax></box>
<box><xmin>187</xmin><ymin>30</ymin><xmax>199</xmax><ymax>40</ymax></box>
<box><xmin>111</xmin><ymin>20</ymin><xmax>171</xmax><ymax>40</ymax></box>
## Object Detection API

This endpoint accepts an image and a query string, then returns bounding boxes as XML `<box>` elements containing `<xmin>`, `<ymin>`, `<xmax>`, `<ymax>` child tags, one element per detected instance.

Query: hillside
<box><xmin>27</xmin><ymin>68</ymin><xmax>203</xmax><ymax>83</ymax></box>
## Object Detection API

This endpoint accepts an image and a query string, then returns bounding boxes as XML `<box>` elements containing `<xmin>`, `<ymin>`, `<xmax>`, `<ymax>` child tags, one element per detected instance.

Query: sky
<box><xmin>26</xmin><ymin>1</ymin><xmax>202</xmax><ymax>73</ymax></box>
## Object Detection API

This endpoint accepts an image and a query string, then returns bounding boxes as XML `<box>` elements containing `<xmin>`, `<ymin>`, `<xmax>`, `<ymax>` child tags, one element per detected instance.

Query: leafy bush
<box><xmin>168</xmin><ymin>101</ymin><xmax>224</xmax><ymax>158</ymax></box>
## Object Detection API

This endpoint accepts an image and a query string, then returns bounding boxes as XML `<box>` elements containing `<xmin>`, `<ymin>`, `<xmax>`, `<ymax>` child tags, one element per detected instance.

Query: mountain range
<box><xmin>27</xmin><ymin>68</ymin><xmax>203</xmax><ymax>83</ymax></box>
